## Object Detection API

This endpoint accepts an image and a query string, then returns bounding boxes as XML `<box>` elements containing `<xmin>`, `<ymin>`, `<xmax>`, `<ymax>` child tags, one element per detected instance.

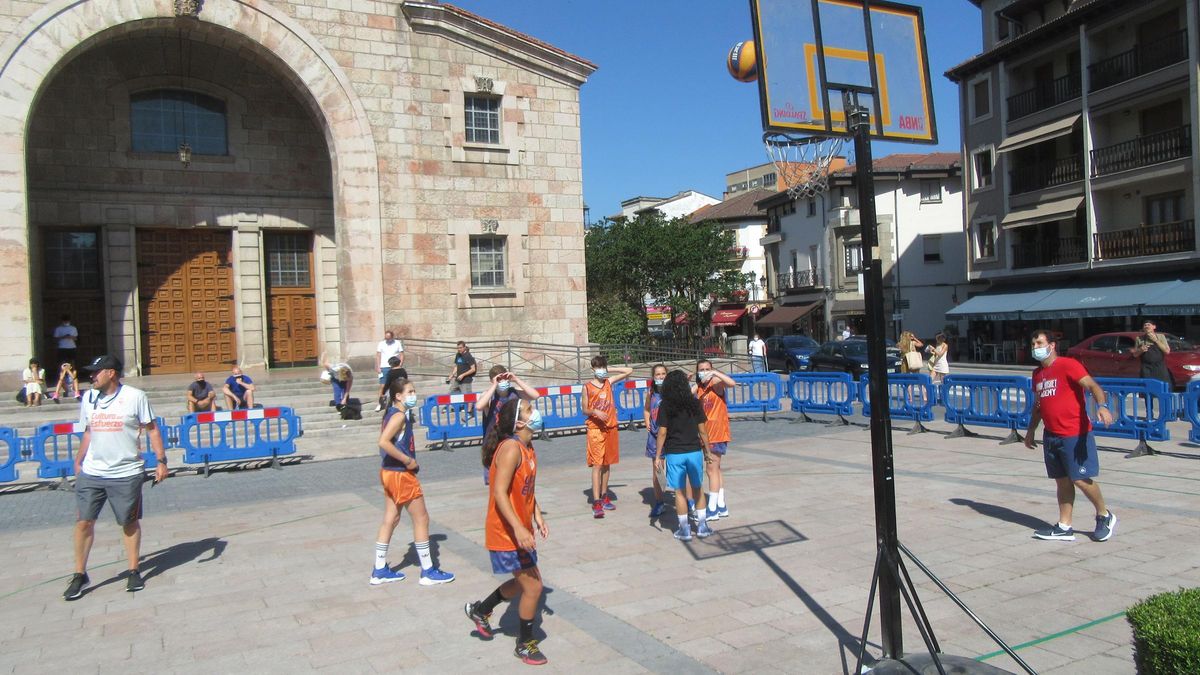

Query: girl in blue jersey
<box><xmin>643</xmin><ymin>364</ymin><xmax>668</xmax><ymax>518</ymax></box>
<box><xmin>370</xmin><ymin>378</ymin><xmax>455</xmax><ymax>587</ymax></box>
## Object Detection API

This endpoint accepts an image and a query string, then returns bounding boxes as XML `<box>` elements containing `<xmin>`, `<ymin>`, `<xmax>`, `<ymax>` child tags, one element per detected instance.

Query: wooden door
<box><xmin>137</xmin><ymin>229</ymin><xmax>236</xmax><ymax>374</ymax></box>
<box><xmin>265</xmin><ymin>232</ymin><xmax>318</xmax><ymax>367</ymax></box>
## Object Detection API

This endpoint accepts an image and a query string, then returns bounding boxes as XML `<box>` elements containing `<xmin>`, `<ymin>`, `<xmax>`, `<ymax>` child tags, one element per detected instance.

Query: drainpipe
<box><xmin>1080</xmin><ymin>23</ymin><xmax>1096</xmax><ymax>270</ymax></box>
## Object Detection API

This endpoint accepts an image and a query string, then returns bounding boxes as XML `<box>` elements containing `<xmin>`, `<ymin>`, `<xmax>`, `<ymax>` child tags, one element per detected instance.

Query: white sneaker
<box><xmin>373</xmin><ymin>403</ymin><xmax>383</xmax><ymax>412</ymax></box>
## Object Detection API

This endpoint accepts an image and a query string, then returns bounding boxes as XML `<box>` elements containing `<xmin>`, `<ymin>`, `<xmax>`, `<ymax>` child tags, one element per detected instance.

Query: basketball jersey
<box><xmin>484</xmin><ymin>389</ymin><xmax>521</xmax><ymax>437</ymax></box>
<box><xmin>645</xmin><ymin>390</ymin><xmax>662</xmax><ymax>452</ymax></box>
<box><xmin>485</xmin><ymin>438</ymin><xmax>537</xmax><ymax>551</ymax></box>
<box><xmin>584</xmin><ymin>380</ymin><xmax>617</xmax><ymax>430</ymax></box>
<box><xmin>380</xmin><ymin>406</ymin><xmax>416</xmax><ymax>471</ymax></box>
<box><xmin>697</xmin><ymin>380</ymin><xmax>731</xmax><ymax>444</ymax></box>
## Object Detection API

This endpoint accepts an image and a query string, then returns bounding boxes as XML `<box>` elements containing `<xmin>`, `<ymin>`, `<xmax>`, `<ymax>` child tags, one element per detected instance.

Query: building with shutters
<box><xmin>0</xmin><ymin>0</ymin><xmax>594</xmax><ymax>385</ymax></box>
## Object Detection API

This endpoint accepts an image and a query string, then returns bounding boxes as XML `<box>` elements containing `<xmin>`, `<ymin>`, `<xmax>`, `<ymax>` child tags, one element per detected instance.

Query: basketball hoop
<box><xmin>762</xmin><ymin>131</ymin><xmax>846</xmax><ymax>200</ymax></box>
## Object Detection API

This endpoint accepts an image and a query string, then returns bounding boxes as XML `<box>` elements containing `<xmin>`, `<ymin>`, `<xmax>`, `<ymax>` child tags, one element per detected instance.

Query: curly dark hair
<box><xmin>659</xmin><ymin>369</ymin><xmax>703</xmax><ymax>419</ymax></box>
<box><xmin>481</xmin><ymin>397</ymin><xmax>520</xmax><ymax>469</ymax></box>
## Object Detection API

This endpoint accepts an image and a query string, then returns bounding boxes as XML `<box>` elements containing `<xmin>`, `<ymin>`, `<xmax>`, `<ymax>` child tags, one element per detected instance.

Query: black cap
<box><xmin>83</xmin><ymin>354</ymin><xmax>123</xmax><ymax>372</ymax></box>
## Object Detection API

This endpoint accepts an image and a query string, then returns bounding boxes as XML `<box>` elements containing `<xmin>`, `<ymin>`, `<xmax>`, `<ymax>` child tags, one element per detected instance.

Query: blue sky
<box><xmin>447</xmin><ymin>1</ymin><xmax>982</xmax><ymax>220</ymax></box>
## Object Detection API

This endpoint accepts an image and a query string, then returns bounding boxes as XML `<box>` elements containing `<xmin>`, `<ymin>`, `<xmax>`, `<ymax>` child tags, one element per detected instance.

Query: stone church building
<box><xmin>0</xmin><ymin>0</ymin><xmax>594</xmax><ymax>384</ymax></box>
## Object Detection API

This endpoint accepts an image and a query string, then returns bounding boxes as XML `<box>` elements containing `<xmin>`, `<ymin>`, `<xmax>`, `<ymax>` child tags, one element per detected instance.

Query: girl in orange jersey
<box><xmin>464</xmin><ymin>398</ymin><xmax>550</xmax><ymax>666</ymax></box>
<box><xmin>582</xmin><ymin>355</ymin><xmax>633</xmax><ymax>518</ymax></box>
<box><xmin>696</xmin><ymin>359</ymin><xmax>736</xmax><ymax>521</ymax></box>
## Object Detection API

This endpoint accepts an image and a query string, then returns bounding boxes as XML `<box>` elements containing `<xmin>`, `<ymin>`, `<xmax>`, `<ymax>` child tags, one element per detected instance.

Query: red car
<box><xmin>1066</xmin><ymin>332</ymin><xmax>1200</xmax><ymax>389</ymax></box>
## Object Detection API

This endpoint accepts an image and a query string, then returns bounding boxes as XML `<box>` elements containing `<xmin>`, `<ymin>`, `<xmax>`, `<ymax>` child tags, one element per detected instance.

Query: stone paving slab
<box><xmin>1</xmin><ymin>417</ymin><xmax>1198</xmax><ymax>673</ymax></box>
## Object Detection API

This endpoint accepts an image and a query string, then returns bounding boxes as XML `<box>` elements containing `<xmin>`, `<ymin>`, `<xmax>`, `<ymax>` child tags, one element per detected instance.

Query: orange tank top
<box><xmin>697</xmin><ymin>380</ymin><xmax>731</xmax><ymax>443</ymax></box>
<box><xmin>485</xmin><ymin>438</ymin><xmax>538</xmax><ymax>551</ymax></box>
<box><xmin>584</xmin><ymin>380</ymin><xmax>618</xmax><ymax>430</ymax></box>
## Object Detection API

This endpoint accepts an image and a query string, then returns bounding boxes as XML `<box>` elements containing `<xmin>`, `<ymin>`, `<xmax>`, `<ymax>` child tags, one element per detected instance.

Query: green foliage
<box><xmin>585</xmin><ymin>213</ymin><xmax>742</xmax><ymax>335</ymax></box>
<box><xmin>1127</xmin><ymin>587</ymin><xmax>1200</xmax><ymax>674</ymax></box>
<box><xmin>586</xmin><ymin>297</ymin><xmax>643</xmax><ymax>346</ymax></box>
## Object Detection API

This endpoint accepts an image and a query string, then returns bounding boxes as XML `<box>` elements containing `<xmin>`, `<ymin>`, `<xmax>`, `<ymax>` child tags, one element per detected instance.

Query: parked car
<box><xmin>765</xmin><ymin>334</ymin><xmax>820</xmax><ymax>372</ymax></box>
<box><xmin>1066</xmin><ymin>332</ymin><xmax>1200</xmax><ymax>389</ymax></box>
<box><xmin>807</xmin><ymin>339</ymin><xmax>901</xmax><ymax>377</ymax></box>
<box><xmin>844</xmin><ymin>335</ymin><xmax>902</xmax><ymax>359</ymax></box>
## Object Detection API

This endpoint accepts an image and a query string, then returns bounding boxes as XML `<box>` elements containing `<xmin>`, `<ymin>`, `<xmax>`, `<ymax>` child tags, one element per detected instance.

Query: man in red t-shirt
<box><xmin>1024</xmin><ymin>329</ymin><xmax>1117</xmax><ymax>542</ymax></box>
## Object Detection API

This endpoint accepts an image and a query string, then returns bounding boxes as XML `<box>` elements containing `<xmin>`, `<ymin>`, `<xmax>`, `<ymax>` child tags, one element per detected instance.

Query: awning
<box><xmin>673</xmin><ymin>312</ymin><xmax>689</xmax><ymax>324</ymax></box>
<box><xmin>997</xmin><ymin>114</ymin><xmax>1080</xmax><ymax>153</ymax></box>
<box><xmin>1023</xmin><ymin>279</ymin><xmax>1194</xmax><ymax>319</ymax></box>
<box><xmin>1142</xmin><ymin>279</ymin><xmax>1200</xmax><ymax>316</ymax></box>
<box><xmin>757</xmin><ymin>301</ymin><xmax>822</xmax><ymax>327</ymax></box>
<box><xmin>1001</xmin><ymin>196</ymin><xmax>1083</xmax><ymax>230</ymax></box>
<box><xmin>945</xmin><ymin>287</ymin><xmax>1058</xmax><ymax>321</ymax></box>
<box><xmin>711</xmin><ymin>308</ymin><xmax>747</xmax><ymax>326</ymax></box>
<box><xmin>831</xmin><ymin>300</ymin><xmax>865</xmax><ymax>315</ymax></box>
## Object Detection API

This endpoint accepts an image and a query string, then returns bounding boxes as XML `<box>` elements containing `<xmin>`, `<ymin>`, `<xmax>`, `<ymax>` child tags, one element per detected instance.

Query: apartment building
<box><xmin>945</xmin><ymin>0</ymin><xmax>1200</xmax><ymax>345</ymax></box>
<box><xmin>757</xmin><ymin>154</ymin><xmax>971</xmax><ymax>342</ymax></box>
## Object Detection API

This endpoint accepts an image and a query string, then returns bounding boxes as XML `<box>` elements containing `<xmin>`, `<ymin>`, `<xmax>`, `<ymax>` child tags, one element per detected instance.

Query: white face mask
<box><xmin>1031</xmin><ymin>346</ymin><xmax>1051</xmax><ymax>362</ymax></box>
<box><xmin>594</xmin><ymin>369</ymin><xmax>608</xmax><ymax>379</ymax></box>
<box><xmin>698</xmin><ymin>370</ymin><xmax>712</xmax><ymax>382</ymax></box>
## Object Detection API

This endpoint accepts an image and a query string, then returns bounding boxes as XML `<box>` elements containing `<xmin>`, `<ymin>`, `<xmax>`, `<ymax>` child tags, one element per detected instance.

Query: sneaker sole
<box><xmin>673</xmin><ymin>533</ymin><xmax>693</xmax><ymax>541</ymax></box>
<box><xmin>517</xmin><ymin>656</ymin><xmax>548</xmax><ymax>666</ymax></box>
<box><xmin>718</xmin><ymin>510</ymin><xmax>730</xmax><ymax>518</ymax></box>
<box><xmin>464</xmin><ymin>603</ymin><xmax>494</xmax><ymax>639</ymax></box>
<box><xmin>369</xmin><ymin>575</ymin><xmax>405</xmax><ymax>585</ymax></box>
<box><xmin>63</xmin><ymin>589</ymin><xmax>85</xmax><ymax>601</ymax></box>
<box><xmin>1033</xmin><ymin>534</ymin><xmax>1075</xmax><ymax>541</ymax></box>
<box><xmin>696</xmin><ymin>529</ymin><xmax>713</xmax><ymax>538</ymax></box>
<box><xmin>419</xmin><ymin>576</ymin><xmax>455</xmax><ymax>586</ymax></box>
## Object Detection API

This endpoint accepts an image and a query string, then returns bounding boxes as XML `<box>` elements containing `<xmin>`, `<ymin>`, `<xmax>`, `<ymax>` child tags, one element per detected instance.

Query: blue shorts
<box><xmin>490</xmin><ymin>549</ymin><xmax>538</xmax><ymax>575</ymax></box>
<box><xmin>645</xmin><ymin>432</ymin><xmax>658</xmax><ymax>459</ymax></box>
<box><xmin>665</xmin><ymin>451</ymin><xmax>703</xmax><ymax>490</ymax></box>
<box><xmin>1043</xmin><ymin>432</ymin><xmax>1099</xmax><ymax>480</ymax></box>
<box><xmin>710</xmin><ymin>442</ymin><xmax>729</xmax><ymax>456</ymax></box>
<box><xmin>379</xmin><ymin>367</ymin><xmax>390</xmax><ymax>384</ymax></box>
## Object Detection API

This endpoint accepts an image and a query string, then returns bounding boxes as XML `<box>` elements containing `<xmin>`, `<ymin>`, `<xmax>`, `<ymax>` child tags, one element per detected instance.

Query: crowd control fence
<box><xmin>940</xmin><ymin>375</ymin><xmax>1034</xmax><ymax>445</ymax></box>
<box><xmin>787</xmin><ymin>372</ymin><xmax>857</xmax><ymax>425</ymax></box>
<box><xmin>858</xmin><ymin>373</ymin><xmax>937</xmax><ymax>434</ymax></box>
<box><xmin>1088</xmin><ymin>378</ymin><xmax>1172</xmax><ymax>458</ymax></box>
<box><xmin>177</xmin><ymin>407</ymin><xmax>301</xmax><ymax>477</ymax></box>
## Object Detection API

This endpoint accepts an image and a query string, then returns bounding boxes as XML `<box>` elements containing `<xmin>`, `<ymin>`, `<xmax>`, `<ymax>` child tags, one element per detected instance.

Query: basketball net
<box><xmin>762</xmin><ymin>131</ymin><xmax>848</xmax><ymax>200</ymax></box>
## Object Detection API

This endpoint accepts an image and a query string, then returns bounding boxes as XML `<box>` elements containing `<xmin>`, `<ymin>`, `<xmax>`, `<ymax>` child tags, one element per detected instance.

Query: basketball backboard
<box><xmin>749</xmin><ymin>0</ymin><xmax>937</xmax><ymax>143</ymax></box>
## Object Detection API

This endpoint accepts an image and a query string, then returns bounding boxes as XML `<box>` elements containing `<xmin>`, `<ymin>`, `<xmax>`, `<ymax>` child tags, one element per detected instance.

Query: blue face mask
<box><xmin>653</xmin><ymin>378</ymin><xmax>665</xmax><ymax>387</ymax></box>
<box><xmin>403</xmin><ymin>393</ymin><xmax>418</xmax><ymax>409</ymax></box>
<box><xmin>1032</xmin><ymin>346</ymin><xmax>1051</xmax><ymax>362</ymax></box>
<box><xmin>525</xmin><ymin>408</ymin><xmax>544</xmax><ymax>432</ymax></box>
<box><xmin>497</xmin><ymin>381</ymin><xmax>512</xmax><ymax>393</ymax></box>
<box><xmin>594</xmin><ymin>369</ymin><xmax>608</xmax><ymax>379</ymax></box>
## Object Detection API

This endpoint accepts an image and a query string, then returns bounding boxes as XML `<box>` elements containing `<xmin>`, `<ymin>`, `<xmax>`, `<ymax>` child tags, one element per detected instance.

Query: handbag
<box><xmin>904</xmin><ymin>351</ymin><xmax>923</xmax><ymax>371</ymax></box>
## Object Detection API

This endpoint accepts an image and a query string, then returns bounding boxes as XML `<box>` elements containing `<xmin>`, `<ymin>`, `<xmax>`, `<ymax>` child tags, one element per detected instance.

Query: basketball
<box><xmin>727</xmin><ymin>40</ymin><xmax>757</xmax><ymax>82</ymax></box>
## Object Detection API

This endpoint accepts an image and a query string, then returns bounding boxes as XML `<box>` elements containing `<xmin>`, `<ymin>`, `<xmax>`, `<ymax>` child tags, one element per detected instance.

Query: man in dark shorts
<box><xmin>186</xmin><ymin>372</ymin><xmax>216</xmax><ymax>412</ymax></box>
<box><xmin>446</xmin><ymin>341</ymin><xmax>477</xmax><ymax>416</ymax></box>
<box><xmin>1024</xmin><ymin>329</ymin><xmax>1117</xmax><ymax>542</ymax></box>
<box><xmin>65</xmin><ymin>355</ymin><xmax>169</xmax><ymax>600</ymax></box>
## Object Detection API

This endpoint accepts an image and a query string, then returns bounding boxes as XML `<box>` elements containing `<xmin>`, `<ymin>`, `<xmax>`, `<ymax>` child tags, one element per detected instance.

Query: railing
<box><xmin>1090</xmin><ymin>125</ymin><xmax>1191</xmax><ymax>176</ymax></box>
<box><xmin>1094</xmin><ymin>220</ymin><xmax>1195</xmax><ymax>261</ymax></box>
<box><xmin>1011</xmin><ymin>236</ymin><xmax>1086</xmax><ymax>269</ymax></box>
<box><xmin>777</xmin><ymin>268</ymin><xmax>823</xmax><ymax>292</ymax></box>
<box><xmin>1007</xmin><ymin>72</ymin><xmax>1081</xmax><ymax>120</ymax></box>
<box><xmin>1009</xmin><ymin>154</ymin><xmax>1083</xmax><ymax>194</ymax></box>
<box><xmin>1089</xmin><ymin>29</ymin><xmax>1188</xmax><ymax>91</ymax></box>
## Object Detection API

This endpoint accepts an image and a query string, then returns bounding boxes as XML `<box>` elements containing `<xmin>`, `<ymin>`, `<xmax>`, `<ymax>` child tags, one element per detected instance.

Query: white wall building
<box><xmin>617</xmin><ymin>190</ymin><xmax>720</xmax><ymax>220</ymax></box>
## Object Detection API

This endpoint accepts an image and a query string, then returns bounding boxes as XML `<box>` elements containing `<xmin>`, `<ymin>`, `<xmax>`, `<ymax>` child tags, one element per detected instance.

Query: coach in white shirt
<box><xmin>375</xmin><ymin>330</ymin><xmax>405</xmax><ymax>412</ymax></box>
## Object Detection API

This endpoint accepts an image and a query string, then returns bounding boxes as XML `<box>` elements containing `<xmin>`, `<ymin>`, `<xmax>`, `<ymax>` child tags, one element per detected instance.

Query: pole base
<box><xmin>864</xmin><ymin>653</ymin><xmax>1014</xmax><ymax>674</ymax></box>
<box><xmin>1125</xmin><ymin>440</ymin><xmax>1156</xmax><ymax>458</ymax></box>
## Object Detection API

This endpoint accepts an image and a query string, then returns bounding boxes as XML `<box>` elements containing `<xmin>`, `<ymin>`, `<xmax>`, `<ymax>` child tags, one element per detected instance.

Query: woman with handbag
<box><xmin>898</xmin><ymin>332</ymin><xmax>924</xmax><ymax>373</ymax></box>
<box><xmin>925</xmin><ymin>333</ymin><xmax>950</xmax><ymax>384</ymax></box>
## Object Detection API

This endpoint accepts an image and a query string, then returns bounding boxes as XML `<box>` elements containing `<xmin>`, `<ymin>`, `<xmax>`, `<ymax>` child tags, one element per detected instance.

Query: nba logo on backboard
<box><xmin>749</xmin><ymin>0</ymin><xmax>937</xmax><ymax>143</ymax></box>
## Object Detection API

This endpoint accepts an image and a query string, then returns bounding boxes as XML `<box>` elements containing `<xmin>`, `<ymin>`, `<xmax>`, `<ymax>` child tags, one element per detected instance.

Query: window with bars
<box><xmin>131</xmin><ymin>90</ymin><xmax>227</xmax><ymax>155</ymax></box>
<box><xmin>44</xmin><ymin>231</ymin><xmax>100</xmax><ymax>290</ymax></box>
<box><xmin>470</xmin><ymin>235</ymin><xmax>506</xmax><ymax>288</ymax></box>
<box><xmin>266</xmin><ymin>233</ymin><xmax>311</xmax><ymax>288</ymax></box>
<box><xmin>465</xmin><ymin>95</ymin><xmax>501</xmax><ymax>144</ymax></box>
<box><xmin>844</xmin><ymin>243</ymin><xmax>864</xmax><ymax>276</ymax></box>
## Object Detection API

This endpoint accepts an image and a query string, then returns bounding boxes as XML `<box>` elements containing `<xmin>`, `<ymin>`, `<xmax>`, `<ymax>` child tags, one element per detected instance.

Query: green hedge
<box><xmin>1127</xmin><ymin>587</ymin><xmax>1200</xmax><ymax>674</ymax></box>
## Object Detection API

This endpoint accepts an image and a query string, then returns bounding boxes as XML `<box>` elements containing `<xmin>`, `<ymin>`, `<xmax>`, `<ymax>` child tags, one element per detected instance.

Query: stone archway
<box><xmin>0</xmin><ymin>0</ymin><xmax>383</xmax><ymax>379</ymax></box>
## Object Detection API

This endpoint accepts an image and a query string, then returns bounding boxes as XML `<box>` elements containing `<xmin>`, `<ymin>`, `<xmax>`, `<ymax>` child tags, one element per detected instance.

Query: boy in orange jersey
<box><xmin>582</xmin><ymin>355</ymin><xmax>633</xmax><ymax>518</ymax></box>
<box><xmin>464</xmin><ymin>398</ymin><xmax>550</xmax><ymax>665</ymax></box>
<box><xmin>696</xmin><ymin>359</ymin><xmax>736</xmax><ymax>521</ymax></box>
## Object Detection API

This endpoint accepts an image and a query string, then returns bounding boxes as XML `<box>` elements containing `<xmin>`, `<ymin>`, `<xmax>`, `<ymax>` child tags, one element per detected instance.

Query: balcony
<box><xmin>728</xmin><ymin>246</ymin><xmax>749</xmax><ymax>260</ymax></box>
<box><xmin>777</xmin><ymin>268</ymin><xmax>823</xmax><ymax>292</ymax></box>
<box><xmin>1011</xmin><ymin>236</ymin><xmax>1086</xmax><ymax>269</ymax></box>
<box><xmin>1089</xmin><ymin>29</ymin><xmax>1188</xmax><ymax>91</ymax></box>
<box><xmin>1007</xmin><ymin>72</ymin><xmax>1081</xmax><ymax>120</ymax></box>
<box><xmin>1090</xmin><ymin>125</ymin><xmax>1191</xmax><ymax>176</ymax></box>
<box><xmin>1094</xmin><ymin>220</ymin><xmax>1195</xmax><ymax>261</ymax></box>
<box><xmin>1009</xmin><ymin>155</ymin><xmax>1083</xmax><ymax>195</ymax></box>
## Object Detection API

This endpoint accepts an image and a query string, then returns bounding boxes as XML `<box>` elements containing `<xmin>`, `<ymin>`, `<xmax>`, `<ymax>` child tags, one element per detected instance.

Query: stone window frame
<box><xmin>973</xmin><ymin>217</ymin><xmax>998</xmax><ymax>262</ymax></box>
<box><xmin>446</xmin><ymin>76</ymin><xmax>525</xmax><ymax>166</ymax></box>
<box><xmin>970</xmin><ymin>145</ymin><xmax>995</xmax><ymax>193</ymax></box>
<box><xmin>469</xmin><ymin>234</ymin><xmax>506</xmax><ymax>288</ymax></box>
<box><xmin>114</xmin><ymin>77</ymin><xmax>248</xmax><ymax>170</ymax></box>
<box><xmin>447</xmin><ymin>219</ymin><xmax>529</xmax><ymax>309</ymax></box>
<box><xmin>130</xmin><ymin>89</ymin><xmax>229</xmax><ymax>156</ymax></box>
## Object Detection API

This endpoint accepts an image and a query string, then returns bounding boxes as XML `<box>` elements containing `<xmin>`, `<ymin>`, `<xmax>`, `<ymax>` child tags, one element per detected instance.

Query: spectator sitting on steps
<box><xmin>186</xmin><ymin>372</ymin><xmax>217</xmax><ymax>413</ymax></box>
<box><xmin>223</xmin><ymin>366</ymin><xmax>256</xmax><ymax>410</ymax></box>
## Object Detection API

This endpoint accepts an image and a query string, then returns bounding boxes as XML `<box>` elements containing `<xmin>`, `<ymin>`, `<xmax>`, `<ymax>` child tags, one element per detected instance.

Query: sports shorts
<box><xmin>586</xmin><ymin>426</ymin><xmax>619</xmax><ymax>466</ymax></box>
<box><xmin>664</xmin><ymin>451</ymin><xmax>704</xmax><ymax>491</ymax></box>
<box><xmin>709</xmin><ymin>442</ymin><xmax>729</xmax><ymax>456</ymax></box>
<box><xmin>1042</xmin><ymin>432</ymin><xmax>1099</xmax><ymax>480</ymax></box>
<box><xmin>75</xmin><ymin>472</ymin><xmax>144</xmax><ymax>525</ymax></box>
<box><xmin>380</xmin><ymin>469</ymin><xmax>424</xmax><ymax>505</ymax></box>
<box><xmin>489</xmin><ymin>548</ymin><xmax>538</xmax><ymax>575</ymax></box>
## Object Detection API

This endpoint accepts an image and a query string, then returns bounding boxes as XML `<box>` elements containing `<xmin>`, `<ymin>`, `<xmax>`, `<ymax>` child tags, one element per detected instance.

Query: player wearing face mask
<box><xmin>582</xmin><ymin>355</ymin><xmax>633</xmax><ymax>518</ymax></box>
<box><xmin>643</xmin><ymin>364</ymin><xmax>669</xmax><ymax>518</ymax></box>
<box><xmin>477</xmin><ymin>366</ymin><xmax>541</xmax><ymax>485</ymax></box>
<box><xmin>695</xmin><ymin>358</ymin><xmax>737</xmax><ymax>522</ymax></box>
<box><xmin>369</xmin><ymin>378</ymin><xmax>456</xmax><ymax>586</ymax></box>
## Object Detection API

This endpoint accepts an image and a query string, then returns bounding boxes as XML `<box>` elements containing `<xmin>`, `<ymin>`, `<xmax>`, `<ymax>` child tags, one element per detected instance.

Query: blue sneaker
<box><xmin>419</xmin><ymin>567</ymin><xmax>456</xmax><ymax>586</ymax></box>
<box><xmin>696</xmin><ymin>520</ymin><xmax>713</xmax><ymax>538</ymax></box>
<box><xmin>717</xmin><ymin>505</ymin><xmax>730</xmax><ymax>519</ymax></box>
<box><xmin>705</xmin><ymin>506</ymin><xmax>720</xmax><ymax>522</ymax></box>
<box><xmin>370</xmin><ymin>566</ymin><xmax>406</xmax><ymax>585</ymax></box>
<box><xmin>649</xmin><ymin>502</ymin><xmax>665</xmax><ymax>518</ymax></box>
<box><xmin>673</xmin><ymin>523</ymin><xmax>693</xmax><ymax>541</ymax></box>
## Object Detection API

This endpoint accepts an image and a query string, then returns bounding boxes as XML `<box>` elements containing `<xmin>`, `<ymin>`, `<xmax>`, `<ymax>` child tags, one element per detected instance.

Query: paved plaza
<box><xmin>1</xmin><ymin>412</ymin><xmax>1198</xmax><ymax>674</ymax></box>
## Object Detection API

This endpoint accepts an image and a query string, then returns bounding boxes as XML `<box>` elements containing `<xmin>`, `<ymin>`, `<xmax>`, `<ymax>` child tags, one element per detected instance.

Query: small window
<box><xmin>265</xmin><ymin>233</ymin><xmax>312</xmax><ymax>288</ymax></box>
<box><xmin>806</xmin><ymin>199</ymin><xmax>816</xmax><ymax>216</ymax></box>
<box><xmin>44</xmin><ymin>231</ymin><xmax>101</xmax><ymax>290</ymax></box>
<box><xmin>972</xmin><ymin>148</ymin><xmax>994</xmax><ymax>191</ymax></box>
<box><xmin>763</xmin><ymin>173</ymin><xmax>777</xmax><ymax>186</ymax></box>
<box><xmin>844</xmin><ymin>243</ymin><xmax>864</xmax><ymax>275</ymax></box>
<box><xmin>131</xmin><ymin>90</ymin><xmax>227</xmax><ymax>155</ymax></box>
<box><xmin>974</xmin><ymin>219</ymin><xmax>996</xmax><ymax>260</ymax></box>
<box><xmin>920</xmin><ymin>179</ymin><xmax>942</xmax><ymax>203</ymax></box>
<box><xmin>1145</xmin><ymin>191</ymin><xmax>1185</xmax><ymax>224</ymax></box>
<box><xmin>470</xmin><ymin>235</ymin><xmax>506</xmax><ymax>288</ymax></box>
<box><xmin>750</xmin><ymin>178</ymin><xmax>762</xmax><ymax>188</ymax></box>
<box><xmin>971</xmin><ymin>78</ymin><xmax>991</xmax><ymax>120</ymax></box>
<box><xmin>464</xmin><ymin>95</ymin><xmax>500</xmax><ymax>144</ymax></box>
<box><xmin>923</xmin><ymin>234</ymin><xmax>942</xmax><ymax>263</ymax></box>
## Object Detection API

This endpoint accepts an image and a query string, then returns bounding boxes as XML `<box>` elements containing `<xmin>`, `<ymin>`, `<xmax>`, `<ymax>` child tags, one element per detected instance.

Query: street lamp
<box><xmin>759</xmin><ymin>274</ymin><xmax>768</xmax><ymax>301</ymax></box>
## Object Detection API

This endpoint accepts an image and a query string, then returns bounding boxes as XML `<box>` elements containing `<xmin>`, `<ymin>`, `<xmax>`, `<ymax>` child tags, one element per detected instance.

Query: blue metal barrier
<box><xmin>614</xmin><ymin>380</ymin><xmax>650</xmax><ymax>429</ymax></box>
<box><xmin>727</xmin><ymin>373</ymin><xmax>784</xmax><ymax>421</ymax></box>
<box><xmin>421</xmin><ymin>392</ymin><xmax>483</xmax><ymax>447</ymax></box>
<box><xmin>788</xmin><ymin>372</ymin><xmax>857</xmax><ymax>425</ymax></box>
<box><xmin>1187</xmin><ymin>381</ymin><xmax>1200</xmax><ymax>445</ymax></box>
<box><xmin>859</xmin><ymin>373</ymin><xmax>936</xmax><ymax>434</ymax></box>
<box><xmin>941</xmin><ymin>375</ymin><xmax>1033</xmax><ymax>444</ymax></box>
<box><xmin>29</xmin><ymin>417</ymin><xmax>175</xmax><ymax>482</ymax></box>
<box><xmin>178</xmin><ymin>407</ymin><xmax>301</xmax><ymax>476</ymax></box>
<box><xmin>1089</xmin><ymin>378</ymin><xmax>1171</xmax><ymax>458</ymax></box>
<box><xmin>0</xmin><ymin>427</ymin><xmax>24</xmax><ymax>483</ymax></box>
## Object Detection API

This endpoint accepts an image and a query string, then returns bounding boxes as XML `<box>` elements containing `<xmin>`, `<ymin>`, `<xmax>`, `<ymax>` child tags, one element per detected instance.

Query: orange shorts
<box><xmin>380</xmin><ymin>469</ymin><xmax>424</xmax><ymax>505</ymax></box>
<box><xmin>586</xmin><ymin>426</ymin><xmax>619</xmax><ymax>467</ymax></box>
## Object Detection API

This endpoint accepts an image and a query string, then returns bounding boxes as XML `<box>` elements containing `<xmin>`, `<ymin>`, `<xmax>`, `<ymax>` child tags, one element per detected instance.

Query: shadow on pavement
<box><xmin>396</xmin><ymin>533</ymin><xmax>449</xmax><ymax>572</ymax></box>
<box><xmin>948</xmin><ymin>498</ymin><xmax>1050</xmax><ymax>531</ymax></box>
<box><xmin>79</xmin><ymin>537</ymin><xmax>227</xmax><ymax>597</ymax></box>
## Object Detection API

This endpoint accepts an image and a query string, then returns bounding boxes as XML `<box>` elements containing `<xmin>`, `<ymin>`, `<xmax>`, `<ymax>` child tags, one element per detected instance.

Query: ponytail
<box><xmin>481</xmin><ymin>398</ymin><xmax>520</xmax><ymax>469</ymax></box>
